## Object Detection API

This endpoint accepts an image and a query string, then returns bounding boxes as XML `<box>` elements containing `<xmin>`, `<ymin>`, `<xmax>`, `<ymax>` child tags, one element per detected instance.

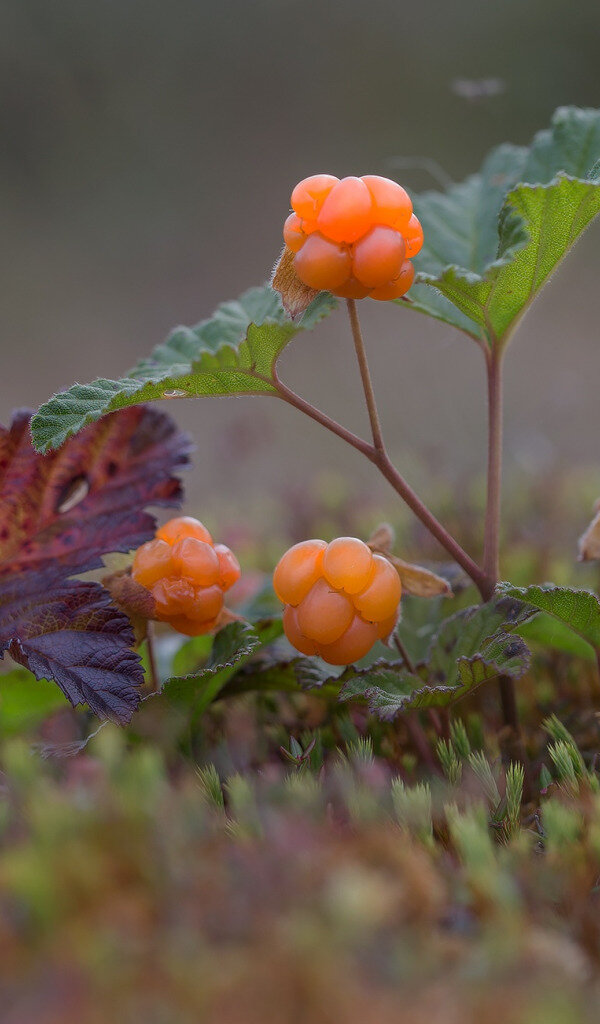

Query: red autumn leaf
<box><xmin>0</xmin><ymin>406</ymin><xmax>191</xmax><ymax>722</ymax></box>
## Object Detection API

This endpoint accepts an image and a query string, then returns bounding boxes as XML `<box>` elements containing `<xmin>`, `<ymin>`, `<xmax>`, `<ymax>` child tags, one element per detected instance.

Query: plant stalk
<box><xmin>483</xmin><ymin>347</ymin><xmax>504</xmax><ymax>588</ymax></box>
<box><xmin>346</xmin><ymin>298</ymin><xmax>385</xmax><ymax>451</ymax></box>
<box><xmin>273</xmin><ymin>315</ymin><xmax>488</xmax><ymax>595</ymax></box>
<box><xmin>482</xmin><ymin>346</ymin><xmax>520</xmax><ymax>734</ymax></box>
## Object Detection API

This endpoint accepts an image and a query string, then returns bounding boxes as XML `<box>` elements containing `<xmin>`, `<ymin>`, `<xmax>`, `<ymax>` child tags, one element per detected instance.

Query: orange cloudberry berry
<box><xmin>291</xmin><ymin>174</ymin><xmax>339</xmax><ymax>221</ymax></box>
<box><xmin>274</xmin><ymin>536</ymin><xmax>402</xmax><ymax>666</ymax></box>
<box><xmin>293</xmin><ymin>233</ymin><xmax>352</xmax><ymax>291</ymax></box>
<box><xmin>285</xmin><ymin>173</ymin><xmax>422</xmax><ymax>302</ymax></box>
<box><xmin>132</xmin><ymin>516</ymin><xmax>241</xmax><ymax>637</ymax></box>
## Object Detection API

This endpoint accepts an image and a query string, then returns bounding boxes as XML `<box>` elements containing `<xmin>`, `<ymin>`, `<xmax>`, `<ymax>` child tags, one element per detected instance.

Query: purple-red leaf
<box><xmin>0</xmin><ymin>406</ymin><xmax>191</xmax><ymax>722</ymax></box>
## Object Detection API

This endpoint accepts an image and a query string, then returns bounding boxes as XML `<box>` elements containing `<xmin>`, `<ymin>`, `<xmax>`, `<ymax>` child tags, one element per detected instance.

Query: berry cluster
<box><xmin>132</xmin><ymin>516</ymin><xmax>241</xmax><ymax>637</ymax></box>
<box><xmin>283</xmin><ymin>174</ymin><xmax>423</xmax><ymax>301</ymax></box>
<box><xmin>274</xmin><ymin>537</ymin><xmax>401</xmax><ymax>665</ymax></box>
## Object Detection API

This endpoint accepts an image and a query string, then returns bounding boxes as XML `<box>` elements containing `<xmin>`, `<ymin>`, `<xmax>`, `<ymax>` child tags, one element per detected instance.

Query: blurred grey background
<box><xmin>1</xmin><ymin>0</ymin><xmax>599</xmax><ymax>522</ymax></box>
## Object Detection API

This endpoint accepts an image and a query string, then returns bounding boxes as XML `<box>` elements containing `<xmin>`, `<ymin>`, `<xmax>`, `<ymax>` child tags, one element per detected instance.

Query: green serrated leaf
<box><xmin>500</xmin><ymin>582</ymin><xmax>600</xmax><ymax>653</ymax></box>
<box><xmin>338</xmin><ymin>600</ymin><xmax>530</xmax><ymax>720</ymax></box>
<box><xmin>515</xmin><ymin>612</ymin><xmax>596</xmax><ymax>663</ymax></box>
<box><xmin>31</xmin><ymin>287</ymin><xmax>337</xmax><ymax>453</ymax></box>
<box><xmin>427</xmin><ymin>600</ymin><xmax>529</xmax><ymax>687</ymax></box>
<box><xmin>410</xmin><ymin>106</ymin><xmax>600</xmax><ymax>346</ymax></box>
<box><xmin>221</xmin><ymin>655</ymin><xmax>335</xmax><ymax>699</ymax></box>
<box><xmin>163</xmin><ymin>619</ymin><xmax>282</xmax><ymax>712</ymax></box>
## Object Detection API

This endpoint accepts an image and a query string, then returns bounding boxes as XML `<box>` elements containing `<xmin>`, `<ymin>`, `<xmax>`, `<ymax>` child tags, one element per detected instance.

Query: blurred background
<box><xmin>1</xmin><ymin>0</ymin><xmax>600</xmax><ymax>541</ymax></box>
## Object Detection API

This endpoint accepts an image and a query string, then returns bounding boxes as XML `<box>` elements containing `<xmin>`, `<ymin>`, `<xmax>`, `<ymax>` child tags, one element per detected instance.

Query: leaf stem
<box><xmin>273</xmin><ymin>372</ymin><xmax>488</xmax><ymax>595</ymax></box>
<box><xmin>482</xmin><ymin>346</ymin><xmax>521</xmax><ymax>734</ymax></box>
<box><xmin>346</xmin><ymin>298</ymin><xmax>385</xmax><ymax>451</ymax></box>
<box><xmin>483</xmin><ymin>347</ymin><xmax>504</xmax><ymax>587</ymax></box>
<box><xmin>145</xmin><ymin>622</ymin><xmax>161</xmax><ymax>693</ymax></box>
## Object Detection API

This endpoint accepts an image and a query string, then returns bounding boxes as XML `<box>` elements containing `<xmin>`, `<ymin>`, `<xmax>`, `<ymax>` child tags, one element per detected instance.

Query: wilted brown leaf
<box><xmin>367</xmin><ymin>523</ymin><xmax>452</xmax><ymax>598</ymax></box>
<box><xmin>578</xmin><ymin>501</ymin><xmax>600</xmax><ymax>561</ymax></box>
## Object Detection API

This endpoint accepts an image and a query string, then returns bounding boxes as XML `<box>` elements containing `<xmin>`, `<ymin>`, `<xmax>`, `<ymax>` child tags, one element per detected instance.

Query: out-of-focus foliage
<box><xmin>1</xmin><ymin>724</ymin><xmax>600</xmax><ymax>1023</ymax></box>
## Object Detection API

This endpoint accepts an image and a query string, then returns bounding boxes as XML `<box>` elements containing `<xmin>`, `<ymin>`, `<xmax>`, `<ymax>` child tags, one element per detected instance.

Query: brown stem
<box><xmin>394</xmin><ymin>634</ymin><xmax>416</xmax><ymax>674</ymax></box>
<box><xmin>272</xmin><ymin>382</ymin><xmax>488</xmax><ymax>595</ymax></box>
<box><xmin>482</xmin><ymin>346</ymin><xmax>521</xmax><ymax>734</ymax></box>
<box><xmin>373</xmin><ymin>450</ymin><xmax>489</xmax><ymax>595</ymax></box>
<box><xmin>483</xmin><ymin>347</ymin><xmax>503</xmax><ymax>584</ymax></box>
<box><xmin>145</xmin><ymin>622</ymin><xmax>160</xmax><ymax>693</ymax></box>
<box><xmin>346</xmin><ymin>298</ymin><xmax>385</xmax><ymax>451</ymax></box>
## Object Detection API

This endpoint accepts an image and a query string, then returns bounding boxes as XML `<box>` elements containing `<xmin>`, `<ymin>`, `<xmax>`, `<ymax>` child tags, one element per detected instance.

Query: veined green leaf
<box><xmin>337</xmin><ymin>600</ymin><xmax>530</xmax><ymax>720</ymax></box>
<box><xmin>163</xmin><ymin>618</ymin><xmax>283</xmax><ymax>713</ymax></box>
<box><xmin>409</xmin><ymin>106</ymin><xmax>600</xmax><ymax>346</ymax></box>
<box><xmin>31</xmin><ymin>287</ymin><xmax>336</xmax><ymax>453</ymax></box>
<box><xmin>500</xmin><ymin>583</ymin><xmax>600</xmax><ymax>653</ymax></box>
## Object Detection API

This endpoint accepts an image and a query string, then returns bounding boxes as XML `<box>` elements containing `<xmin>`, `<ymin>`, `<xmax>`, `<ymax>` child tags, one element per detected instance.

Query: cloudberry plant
<box><xmin>274</xmin><ymin>537</ymin><xmax>401</xmax><ymax>665</ymax></box>
<box><xmin>284</xmin><ymin>174</ymin><xmax>422</xmax><ymax>301</ymax></box>
<box><xmin>132</xmin><ymin>516</ymin><xmax>241</xmax><ymax>637</ymax></box>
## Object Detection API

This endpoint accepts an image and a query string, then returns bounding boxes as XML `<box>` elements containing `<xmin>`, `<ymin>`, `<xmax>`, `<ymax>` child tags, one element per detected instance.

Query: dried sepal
<box><xmin>367</xmin><ymin>523</ymin><xmax>452</xmax><ymax>598</ymax></box>
<box><xmin>271</xmin><ymin>245</ymin><xmax>319</xmax><ymax>318</ymax></box>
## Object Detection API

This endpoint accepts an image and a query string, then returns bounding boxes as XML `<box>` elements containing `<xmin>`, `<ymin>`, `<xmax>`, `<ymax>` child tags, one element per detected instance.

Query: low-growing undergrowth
<box><xmin>1</xmin><ymin>717</ymin><xmax>600</xmax><ymax>1024</ymax></box>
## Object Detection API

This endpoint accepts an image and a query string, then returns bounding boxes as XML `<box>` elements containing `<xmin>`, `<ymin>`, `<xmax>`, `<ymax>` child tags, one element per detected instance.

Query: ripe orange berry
<box><xmin>133</xmin><ymin>516</ymin><xmax>240</xmax><ymax>637</ymax></box>
<box><xmin>352</xmin><ymin>226</ymin><xmax>406</xmax><ymax>289</ymax></box>
<box><xmin>404</xmin><ymin>214</ymin><xmax>424</xmax><ymax>257</ymax></box>
<box><xmin>283</xmin><ymin>213</ymin><xmax>305</xmax><ymax>253</ymax></box>
<box><xmin>369</xmin><ymin>260</ymin><xmax>415</xmax><ymax>301</ymax></box>
<box><xmin>168</xmin><ymin>615</ymin><xmax>220</xmax><ymax>638</ymax></box>
<box><xmin>214</xmin><ymin>543</ymin><xmax>241</xmax><ymax>591</ymax></box>
<box><xmin>184</xmin><ymin>584</ymin><xmax>224</xmax><ymax>623</ymax></box>
<box><xmin>362</xmin><ymin>175</ymin><xmax>412</xmax><ymax>230</ymax></box>
<box><xmin>132</xmin><ymin>539</ymin><xmax>174</xmax><ymax>588</ymax></box>
<box><xmin>319</xmin><ymin>615</ymin><xmax>378</xmax><ymax>666</ymax></box>
<box><xmin>172</xmin><ymin>537</ymin><xmax>220</xmax><ymax>586</ymax></box>
<box><xmin>293</xmin><ymin>233</ymin><xmax>352</xmax><ymax>291</ymax></box>
<box><xmin>273</xmin><ymin>539</ymin><xmax>327</xmax><ymax>606</ymax></box>
<box><xmin>317</xmin><ymin>177</ymin><xmax>373</xmax><ymax>244</ymax></box>
<box><xmin>376</xmin><ymin>613</ymin><xmax>398</xmax><ymax>640</ymax></box>
<box><xmin>282</xmin><ymin>604</ymin><xmax>319</xmax><ymax>656</ymax></box>
<box><xmin>285</xmin><ymin>173</ymin><xmax>422</xmax><ymax>302</ymax></box>
<box><xmin>275</xmin><ymin>537</ymin><xmax>402</xmax><ymax>665</ymax></box>
<box><xmin>296</xmin><ymin>578</ymin><xmax>354</xmax><ymax>645</ymax></box>
<box><xmin>291</xmin><ymin>174</ymin><xmax>339</xmax><ymax>221</ymax></box>
<box><xmin>333</xmin><ymin>278</ymin><xmax>370</xmax><ymax>300</ymax></box>
<box><xmin>322</xmin><ymin>537</ymin><xmax>374</xmax><ymax>594</ymax></box>
<box><xmin>156</xmin><ymin>516</ymin><xmax>213</xmax><ymax>546</ymax></box>
<box><xmin>152</xmin><ymin>577</ymin><xmax>198</xmax><ymax>620</ymax></box>
<box><xmin>353</xmin><ymin>554</ymin><xmax>402</xmax><ymax>621</ymax></box>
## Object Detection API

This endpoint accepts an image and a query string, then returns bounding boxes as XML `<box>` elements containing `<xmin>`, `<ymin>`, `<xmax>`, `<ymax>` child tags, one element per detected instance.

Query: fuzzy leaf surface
<box><xmin>0</xmin><ymin>407</ymin><xmax>189</xmax><ymax>721</ymax></box>
<box><xmin>163</xmin><ymin>619</ymin><xmax>284</xmax><ymax>710</ymax></box>
<box><xmin>409</xmin><ymin>106</ymin><xmax>600</xmax><ymax>345</ymax></box>
<box><xmin>32</xmin><ymin>287</ymin><xmax>336</xmax><ymax>453</ymax></box>
<box><xmin>501</xmin><ymin>583</ymin><xmax>600</xmax><ymax>652</ymax></box>
<box><xmin>338</xmin><ymin>600</ymin><xmax>530</xmax><ymax>720</ymax></box>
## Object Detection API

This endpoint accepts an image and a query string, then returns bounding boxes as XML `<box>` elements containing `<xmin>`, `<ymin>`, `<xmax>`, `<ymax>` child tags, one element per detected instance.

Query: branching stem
<box><xmin>273</xmin><ymin>305</ymin><xmax>489</xmax><ymax>596</ymax></box>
